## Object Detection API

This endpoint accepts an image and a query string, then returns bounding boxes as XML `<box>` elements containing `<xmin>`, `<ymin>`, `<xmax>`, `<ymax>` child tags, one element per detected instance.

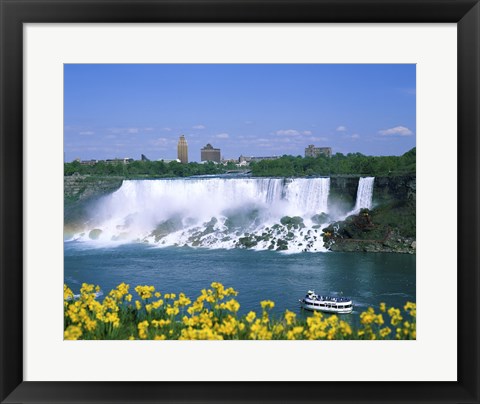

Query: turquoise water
<box><xmin>64</xmin><ymin>242</ymin><xmax>415</xmax><ymax>320</ymax></box>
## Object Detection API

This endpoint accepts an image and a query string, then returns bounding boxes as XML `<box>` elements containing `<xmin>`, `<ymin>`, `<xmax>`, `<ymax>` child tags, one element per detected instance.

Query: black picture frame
<box><xmin>1</xmin><ymin>1</ymin><xmax>479</xmax><ymax>403</ymax></box>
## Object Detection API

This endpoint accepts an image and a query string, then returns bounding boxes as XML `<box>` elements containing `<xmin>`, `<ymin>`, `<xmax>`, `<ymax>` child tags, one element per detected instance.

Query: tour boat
<box><xmin>299</xmin><ymin>290</ymin><xmax>353</xmax><ymax>314</ymax></box>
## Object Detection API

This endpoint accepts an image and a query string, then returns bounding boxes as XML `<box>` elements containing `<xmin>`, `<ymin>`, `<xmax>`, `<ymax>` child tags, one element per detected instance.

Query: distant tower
<box><xmin>177</xmin><ymin>135</ymin><xmax>188</xmax><ymax>164</ymax></box>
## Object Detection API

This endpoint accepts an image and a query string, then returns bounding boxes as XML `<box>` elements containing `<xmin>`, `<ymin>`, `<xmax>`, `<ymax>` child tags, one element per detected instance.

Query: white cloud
<box><xmin>144</xmin><ymin>127</ymin><xmax>154</xmax><ymax>131</ymax></box>
<box><xmin>311</xmin><ymin>136</ymin><xmax>328</xmax><ymax>142</ymax></box>
<box><xmin>193</xmin><ymin>125</ymin><xmax>206</xmax><ymax>130</ymax></box>
<box><xmin>108</xmin><ymin>127</ymin><xmax>141</xmax><ymax>134</ymax></box>
<box><xmin>275</xmin><ymin>129</ymin><xmax>300</xmax><ymax>136</ymax></box>
<box><xmin>216</xmin><ymin>133</ymin><xmax>229</xmax><ymax>139</ymax></box>
<box><xmin>79</xmin><ymin>131</ymin><xmax>95</xmax><ymax>135</ymax></box>
<box><xmin>336</xmin><ymin>126</ymin><xmax>347</xmax><ymax>132</ymax></box>
<box><xmin>152</xmin><ymin>138</ymin><xmax>170</xmax><ymax>147</ymax></box>
<box><xmin>162</xmin><ymin>127</ymin><xmax>172</xmax><ymax>132</ymax></box>
<box><xmin>378</xmin><ymin>126</ymin><xmax>414</xmax><ymax>136</ymax></box>
<box><xmin>350</xmin><ymin>134</ymin><xmax>360</xmax><ymax>139</ymax></box>
<box><xmin>275</xmin><ymin>129</ymin><xmax>312</xmax><ymax>136</ymax></box>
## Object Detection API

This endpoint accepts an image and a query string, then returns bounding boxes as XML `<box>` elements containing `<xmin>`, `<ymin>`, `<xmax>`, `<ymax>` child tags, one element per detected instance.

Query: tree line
<box><xmin>250</xmin><ymin>148</ymin><xmax>416</xmax><ymax>177</ymax></box>
<box><xmin>64</xmin><ymin>160</ymin><xmax>237</xmax><ymax>178</ymax></box>
<box><xmin>64</xmin><ymin>148</ymin><xmax>415</xmax><ymax>178</ymax></box>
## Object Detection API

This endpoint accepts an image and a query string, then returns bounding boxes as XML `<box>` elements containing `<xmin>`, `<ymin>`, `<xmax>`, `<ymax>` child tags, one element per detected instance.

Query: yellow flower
<box><xmin>138</xmin><ymin>320</ymin><xmax>149</xmax><ymax>339</ymax></box>
<box><xmin>388</xmin><ymin>307</ymin><xmax>403</xmax><ymax>326</ymax></box>
<box><xmin>379</xmin><ymin>327</ymin><xmax>391</xmax><ymax>338</ymax></box>
<box><xmin>166</xmin><ymin>306</ymin><xmax>179</xmax><ymax>316</ymax></box>
<box><xmin>64</xmin><ymin>325</ymin><xmax>82</xmax><ymax>340</ymax></box>
<box><xmin>225</xmin><ymin>287</ymin><xmax>238</xmax><ymax>296</ymax></box>
<box><xmin>175</xmin><ymin>293</ymin><xmax>191</xmax><ymax>307</ymax></box>
<box><xmin>187</xmin><ymin>300</ymin><xmax>204</xmax><ymax>315</ymax></box>
<box><xmin>83</xmin><ymin>317</ymin><xmax>97</xmax><ymax>332</ymax></box>
<box><xmin>284</xmin><ymin>310</ymin><xmax>296</xmax><ymax>325</ymax></box>
<box><xmin>360</xmin><ymin>312</ymin><xmax>375</xmax><ymax>325</ymax></box>
<box><xmin>260</xmin><ymin>300</ymin><xmax>275</xmax><ymax>310</ymax></box>
<box><xmin>374</xmin><ymin>314</ymin><xmax>384</xmax><ymax>326</ymax></box>
<box><xmin>63</xmin><ymin>285</ymin><xmax>74</xmax><ymax>301</ymax></box>
<box><xmin>217</xmin><ymin>316</ymin><xmax>238</xmax><ymax>336</ymax></box>
<box><xmin>396</xmin><ymin>328</ymin><xmax>402</xmax><ymax>339</ymax></box>
<box><xmin>151</xmin><ymin>319</ymin><xmax>171</xmax><ymax>328</ymax></box>
<box><xmin>250</xmin><ymin>319</ymin><xmax>273</xmax><ymax>340</ymax></box>
<box><xmin>64</xmin><ymin>282</ymin><xmax>418</xmax><ymax>341</ymax></box>
<box><xmin>152</xmin><ymin>299</ymin><xmax>164</xmax><ymax>309</ymax></box>
<box><xmin>102</xmin><ymin>296</ymin><xmax>119</xmax><ymax>312</ymax></box>
<box><xmin>80</xmin><ymin>283</ymin><xmax>95</xmax><ymax>295</ymax></box>
<box><xmin>273</xmin><ymin>324</ymin><xmax>284</xmax><ymax>335</ymax></box>
<box><xmin>287</xmin><ymin>326</ymin><xmax>304</xmax><ymax>340</ymax></box>
<box><xmin>246</xmin><ymin>311</ymin><xmax>256</xmax><ymax>323</ymax></box>
<box><xmin>338</xmin><ymin>320</ymin><xmax>352</xmax><ymax>336</ymax></box>
<box><xmin>135</xmin><ymin>285</ymin><xmax>155</xmax><ymax>300</ymax></box>
<box><xmin>109</xmin><ymin>282</ymin><xmax>130</xmax><ymax>300</ymax></box>
<box><xmin>104</xmin><ymin>312</ymin><xmax>120</xmax><ymax>328</ymax></box>
<box><xmin>211</xmin><ymin>282</ymin><xmax>225</xmax><ymax>298</ymax></box>
<box><xmin>223</xmin><ymin>299</ymin><xmax>240</xmax><ymax>313</ymax></box>
<box><xmin>327</xmin><ymin>327</ymin><xmax>337</xmax><ymax>340</ymax></box>
<box><xmin>404</xmin><ymin>301</ymin><xmax>416</xmax><ymax>318</ymax></box>
<box><xmin>154</xmin><ymin>334</ymin><xmax>166</xmax><ymax>340</ymax></box>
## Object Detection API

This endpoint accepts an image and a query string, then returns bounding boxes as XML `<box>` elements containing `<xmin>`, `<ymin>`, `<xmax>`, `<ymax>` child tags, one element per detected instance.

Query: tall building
<box><xmin>305</xmin><ymin>145</ymin><xmax>332</xmax><ymax>158</ymax></box>
<box><xmin>201</xmin><ymin>143</ymin><xmax>221</xmax><ymax>163</ymax></box>
<box><xmin>177</xmin><ymin>135</ymin><xmax>188</xmax><ymax>164</ymax></box>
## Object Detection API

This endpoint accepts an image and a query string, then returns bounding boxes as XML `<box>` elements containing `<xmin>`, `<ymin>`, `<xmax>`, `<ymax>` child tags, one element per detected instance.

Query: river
<box><xmin>64</xmin><ymin>242</ymin><xmax>415</xmax><ymax>321</ymax></box>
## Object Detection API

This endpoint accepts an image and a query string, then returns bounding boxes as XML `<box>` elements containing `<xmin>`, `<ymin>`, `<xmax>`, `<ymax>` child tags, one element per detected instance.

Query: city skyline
<box><xmin>64</xmin><ymin>64</ymin><xmax>416</xmax><ymax>162</ymax></box>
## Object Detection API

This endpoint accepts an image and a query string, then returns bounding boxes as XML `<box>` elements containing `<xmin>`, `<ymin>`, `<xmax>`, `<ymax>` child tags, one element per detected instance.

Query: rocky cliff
<box><xmin>64</xmin><ymin>175</ymin><xmax>123</xmax><ymax>237</ymax></box>
<box><xmin>324</xmin><ymin>175</ymin><xmax>416</xmax><ymax>254</ymax></box>
<box><xmin>329</xmin><ymin>175</ymin><xmax>416</xmax><ymax>213</ymax></box>
<box><xmin>64</xmin><ymin>174</ymin><xmax>124</xmax><ymax>204</ymax></box>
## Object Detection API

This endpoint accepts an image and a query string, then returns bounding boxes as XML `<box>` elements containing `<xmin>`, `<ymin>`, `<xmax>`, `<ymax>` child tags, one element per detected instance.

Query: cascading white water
<box><xmin>352</xmin><ymin>177</ymin><xmax>375</xmax><ymax>212</ymax></box>
<box><xmin>73</xmin><ymin>177</ymin><xmax>333</xmax><ymax>252</ymax></box>
<box><xmin>284</xmin><ymin>178</ymin><xmax>330</xmax><ymax>216</ymax></box>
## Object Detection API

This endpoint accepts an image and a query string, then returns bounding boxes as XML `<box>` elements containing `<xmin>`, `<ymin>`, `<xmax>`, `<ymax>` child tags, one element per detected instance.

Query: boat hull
<box><xmin>299</xmin><ymin>300</ymin><xmax>353</xmax><ymax>314</ymax></box>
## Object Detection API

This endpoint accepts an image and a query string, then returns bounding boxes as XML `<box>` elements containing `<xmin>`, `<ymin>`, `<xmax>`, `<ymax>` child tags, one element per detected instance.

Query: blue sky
<box><xmin>64</xmin><ymin>64</ymin><xmax>416</xmax><ymax>162</ymax></box>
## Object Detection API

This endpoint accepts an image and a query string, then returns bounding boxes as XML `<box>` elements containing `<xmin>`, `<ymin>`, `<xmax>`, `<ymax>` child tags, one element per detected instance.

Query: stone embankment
<box><xmin>64</xmin><ymin>175</ymin><xmax>124</xmax><ymax>238</ymax></box>
<box><xmin>64</xmin><ymin>174</ymin><xmax>124</xmax><ymax>204</ymax></box>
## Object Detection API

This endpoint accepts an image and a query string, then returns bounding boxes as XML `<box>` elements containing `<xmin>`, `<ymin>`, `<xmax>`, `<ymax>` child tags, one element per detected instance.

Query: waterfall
<box><xmin>352</xmin><ymin>177</ymin><xmax>375</xmax><ymax>212</ymax></box>
<box><xmin>285</xmin><ymin>178</ymin><xmax>330</xmax><ymax>215</ymax></box>
<box><xmin>71</xmin><ymin>177</ymin><xmax>333</xmax><ymax>252</ymax></box>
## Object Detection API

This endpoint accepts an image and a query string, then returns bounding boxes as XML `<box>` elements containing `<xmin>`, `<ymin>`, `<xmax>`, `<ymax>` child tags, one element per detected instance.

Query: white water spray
<box><xmin>71</xmin><ymin>177</ymin><xmax>333</xmax><ymax>252</ymax></box>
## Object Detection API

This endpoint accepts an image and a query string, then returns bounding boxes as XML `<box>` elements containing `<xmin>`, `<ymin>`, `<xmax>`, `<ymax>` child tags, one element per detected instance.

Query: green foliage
<box><xmin>251</xmin><ymin>148</ymin><xmax>416</xmax><ymax>177</ymax></box>
<box><xmin>64</xmin><ymin>160</ymin><xmax>229</xmax><ymax>178</ymax></box>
